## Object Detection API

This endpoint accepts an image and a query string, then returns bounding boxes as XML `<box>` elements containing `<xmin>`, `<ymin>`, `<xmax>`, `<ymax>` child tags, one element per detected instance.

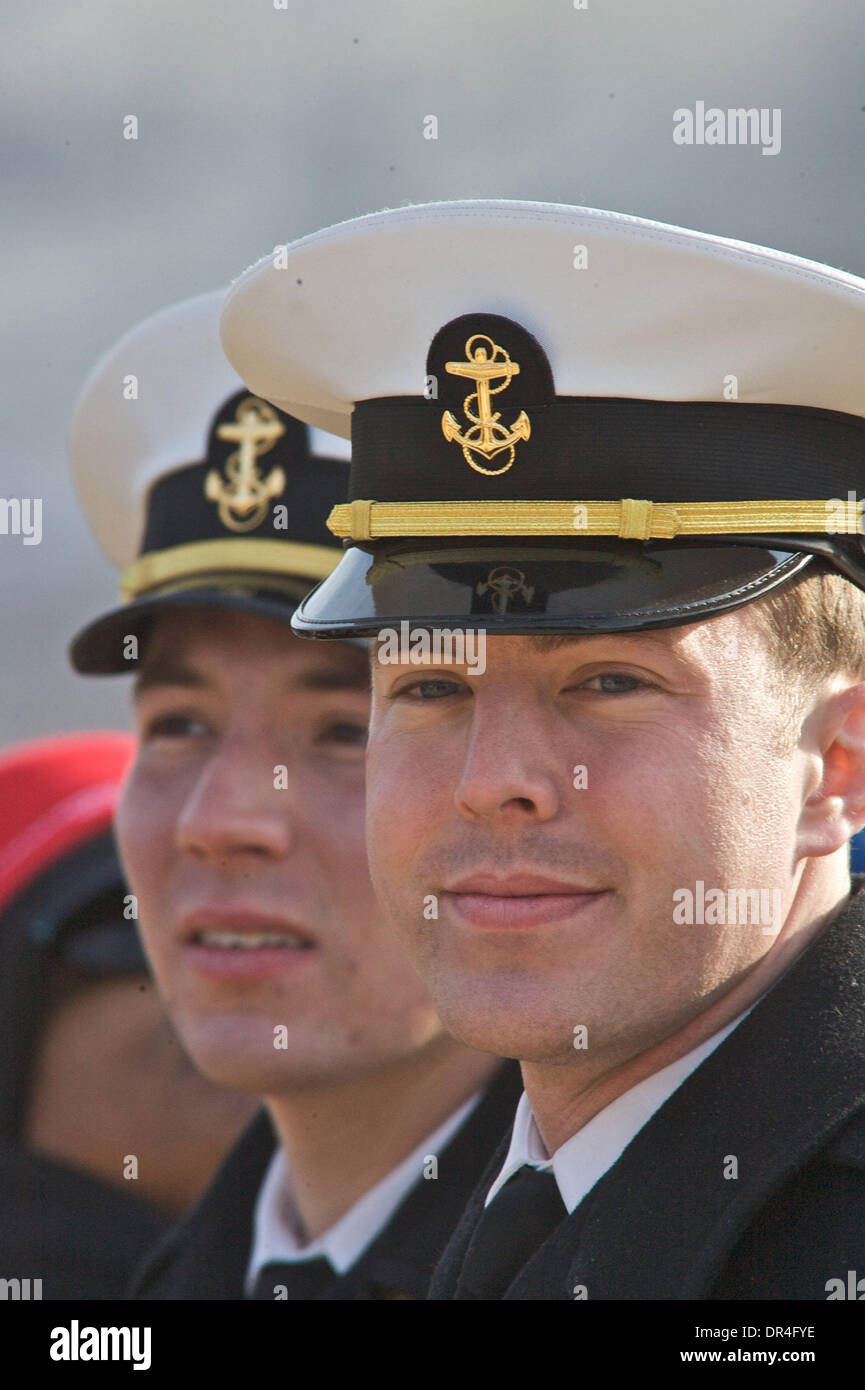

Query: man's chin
<box><xmin>432</xmin><ymin>983</ymin><xmax>581</xmax><ymax>1065</ymax></box>
<box><xmin>180</xmin><ymin>1026</ymin><xmax>388</xmax><ymax>1095</ymax></box>
<box><xmin>171</xmin><ymin>1016</ymin><xmax>289</xmax><ymax>1093</ymax></box>
<box><xmin>183</xmin><ymin>1049</ymin><xmax>280</xmax><ymax>1094</ymax></box>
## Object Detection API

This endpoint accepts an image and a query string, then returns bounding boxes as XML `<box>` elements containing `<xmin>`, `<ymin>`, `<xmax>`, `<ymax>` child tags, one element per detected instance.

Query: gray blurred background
<box><xmin>2</xmin><ymin>0</ymin><xmax>863</xmax><ymax>746</ymax></box>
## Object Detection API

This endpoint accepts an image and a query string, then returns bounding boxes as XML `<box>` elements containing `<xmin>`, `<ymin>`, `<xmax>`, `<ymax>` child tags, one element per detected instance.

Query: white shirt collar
<box><xmin>245</xmin><ymin>1090</ymin><xmax>481</xmax><ymax>1292</ymax></box>
<box><xmin>485</xmin><ymin>1010</ymin><xmax>749</xmax><ymax>1213</ymax></box>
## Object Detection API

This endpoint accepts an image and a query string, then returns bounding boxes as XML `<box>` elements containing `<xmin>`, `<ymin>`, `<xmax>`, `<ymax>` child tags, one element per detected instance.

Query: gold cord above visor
<box><xmin>120</xmin><ymin>538</ymin><xmax>340</xmax><ymax>601</ymax></box>
<box><xmin>327</xmin><ymin>498</ymin><xmax>845</xmax><ymax>543</ymax></box>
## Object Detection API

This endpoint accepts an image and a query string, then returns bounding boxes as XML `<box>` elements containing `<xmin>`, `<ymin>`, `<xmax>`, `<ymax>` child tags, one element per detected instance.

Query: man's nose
<box><xmin>175</xmin><ymin>733</ymin><xmax>295</xmax><ymax>864</ymax></box>
<box><xmin>453</xmin><ymin>694</ymin><xmax>562</xmax><ymax>827</ymax></box>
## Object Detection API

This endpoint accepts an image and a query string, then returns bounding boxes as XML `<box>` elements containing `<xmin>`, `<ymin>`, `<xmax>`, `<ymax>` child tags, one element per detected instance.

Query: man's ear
<box><xmin>797</xmin><ymin>683</ymin><xmax>865</xmax><ymax>858</ymax></box>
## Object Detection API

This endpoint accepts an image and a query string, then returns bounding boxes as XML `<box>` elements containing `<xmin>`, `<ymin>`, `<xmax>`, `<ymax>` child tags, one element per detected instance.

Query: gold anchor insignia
<box><xmin>204</xmin><ymin>397</ymin><xmax>286</xmax><ymax>533</ymax></box>
<box><xmin>475</xmin><ymin>566</ymin><xmax>535</xmax><ymax>615</ymax></box>
<box><xmin>442</xmin><ymin>335</ymin><xmax>531</xmax><ymax>476</ymax></box>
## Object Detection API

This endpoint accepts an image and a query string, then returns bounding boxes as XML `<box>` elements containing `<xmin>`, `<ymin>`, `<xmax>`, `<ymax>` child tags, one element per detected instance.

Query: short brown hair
<box><xmin>747</xmin><ymin>560</ymin><xmax>865</xmax><ymax>693</ymax></box>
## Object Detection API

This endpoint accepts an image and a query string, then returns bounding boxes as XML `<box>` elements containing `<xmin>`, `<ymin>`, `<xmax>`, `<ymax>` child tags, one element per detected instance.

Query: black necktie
<box><xmin>249</xmin><ymin>1256</ymin><xmax>335</xmax><ymax>1301</ymax></box>
<box><xmin>455</xmin><ymin>1166</ymin><xmax>567</xmax><ymax>1300</ymax></box>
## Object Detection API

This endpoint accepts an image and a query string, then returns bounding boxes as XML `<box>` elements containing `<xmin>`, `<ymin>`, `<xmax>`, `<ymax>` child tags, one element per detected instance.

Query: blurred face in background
<box><xmin>24</xmin><ymin>963</ymin><xmax>258</xmax><ymax>1212</ymax></box>
<box><xmin>116</xmin><ymin>607</ymin><xmax>456</xmax><ymax>1097</ymax></box>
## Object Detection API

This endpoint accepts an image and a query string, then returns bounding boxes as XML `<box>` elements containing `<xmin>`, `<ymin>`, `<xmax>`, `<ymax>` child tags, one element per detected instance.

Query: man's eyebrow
<box><xmin>526</xmin><ymin>631</ymin><xmax>676</xmax><ymax>654</ymax></box>
<box><xmin>133</xmin><ymin>656</ymin><xmax>369</xmax><ymax>698</ymax></box>
<box><xmin>133</xmin><ymin>660</ymin><xmax>209</xmax><ymax>700</ymax></box>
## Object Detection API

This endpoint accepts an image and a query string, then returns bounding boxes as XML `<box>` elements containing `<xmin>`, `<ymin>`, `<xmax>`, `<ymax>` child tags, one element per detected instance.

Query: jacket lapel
<box><xmin>333</xmin><ymin>1061</ymin><xmax>522</xmax><ymax>1299</ymax></box>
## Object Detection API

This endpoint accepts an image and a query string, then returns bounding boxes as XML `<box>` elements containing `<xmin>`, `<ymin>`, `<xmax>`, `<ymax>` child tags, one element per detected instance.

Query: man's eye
<box><xmin>142</xmin><ymin>714</ymin><xmax>208</xmax><ymax>740</ymax></box>
<box><xmin>393</xmin><ymin>678</ymin><xmax>463</xmax><ymax>701</ymax></box>
<box><xmin>581</xmin><ymin>673</ymin><xmax>645</xmax><ymax>694</ymax></box>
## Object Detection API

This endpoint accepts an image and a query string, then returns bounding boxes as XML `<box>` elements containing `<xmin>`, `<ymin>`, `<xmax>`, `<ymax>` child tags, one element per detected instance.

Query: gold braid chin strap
<box><xmin>327</xmin><ymin>498</ymin><xmax>842</xmax><ymax>543</ymax></box>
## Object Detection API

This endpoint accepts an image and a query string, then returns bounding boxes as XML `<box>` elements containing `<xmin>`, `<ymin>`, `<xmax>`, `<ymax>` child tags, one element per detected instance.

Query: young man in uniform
<box><xmin>220</xmin><ymin>200</ymin><xmax>865</xmax><ymax>1299</ymax></box>
<box><xmin>67</xmin><ymin>290</ymin><xmax>519</xmax><ymax>1300</ymax></box>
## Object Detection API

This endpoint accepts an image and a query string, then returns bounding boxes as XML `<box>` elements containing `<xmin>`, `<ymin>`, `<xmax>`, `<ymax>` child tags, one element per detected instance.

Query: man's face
<box><xmin>367</xmin><ymin>612</ymin><xmax>812</xmax><ymax>1068</ymax></box>
<box><xmin>116</xmin><ymin>607</ymin><xmax>448</xmax><ymax>1094</ymax></box>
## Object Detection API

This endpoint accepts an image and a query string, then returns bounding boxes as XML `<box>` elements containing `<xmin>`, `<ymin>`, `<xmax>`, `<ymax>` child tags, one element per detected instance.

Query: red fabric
<box><xmin>0</xmin><ymin>732</ymin><xmax>134</xmax><ymax>915</ymax></box>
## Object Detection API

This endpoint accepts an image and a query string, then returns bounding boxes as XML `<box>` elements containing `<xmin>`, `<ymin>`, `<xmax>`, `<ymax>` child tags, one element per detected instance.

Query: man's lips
<box><xmin>180</xmin><ymin>907</ymin><xmax>316</xmax><ymax>947</ymax></box>
<box><xmin>441</xmin><ymin>873</ymin><xmax>610</xmax><ymax>929</ymax></box>
<box><xmin>446</xmin><ymin>873</ymin><xmax>602</xmax><ymax>895</ymax></box>
<box><xmin>178</xmin><ymin>908</ymin><xmax>317</xmax><ymax>977</ymax></box>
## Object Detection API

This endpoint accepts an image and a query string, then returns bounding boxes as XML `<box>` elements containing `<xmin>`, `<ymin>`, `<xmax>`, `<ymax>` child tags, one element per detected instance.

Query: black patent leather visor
<box><xmin>292</xmin><ymin>539</ymin><xmax>815</xmax><ymax>637</ymax></box>
<box><xmin>71</xmin><ymin>573</ymin><xmax>368</xmax><ymax>675</ymax></box>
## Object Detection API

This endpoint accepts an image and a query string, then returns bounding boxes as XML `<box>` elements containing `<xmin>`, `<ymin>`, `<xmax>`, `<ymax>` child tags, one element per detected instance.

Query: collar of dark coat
<box><xmin>337</xmin><ymin>1059</ymin><xmax>522</xmax><ymax>1300</ymax></box>
<box><xmin>129</xmin><ymin>1107</ymin><xmax>277</xmax><ymax>1298</ymax></box>
<box><xmin>130</xmin><ymin>1061</ymin><xmax>522</xmax><ymax>1300</ymax></box>
<box><xmin>507</xmin><ymin>881</ymin><xmax>865</xmax><ymax>1300</ymax></box>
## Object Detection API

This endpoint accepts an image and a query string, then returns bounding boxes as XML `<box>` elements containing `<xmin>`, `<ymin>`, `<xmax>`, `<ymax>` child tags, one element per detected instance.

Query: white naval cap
<box><xmin>220</xmin><ymin>200</ymin><xmax>865</xmax><ymax>434</ymax></box>
<box><xmin>71</xmin><ymin>289</ymin><xmax>350</xmax><ymax>570</ymax></box>
<box><xmin>68</xmin><ymin>289</ymin><xmax>354</xmax><ymax>672</ymax></box>
<box><xmin>217</xmin><ymin>201</ymin><xmax>865</xmax><ymax>638</ymax></box>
